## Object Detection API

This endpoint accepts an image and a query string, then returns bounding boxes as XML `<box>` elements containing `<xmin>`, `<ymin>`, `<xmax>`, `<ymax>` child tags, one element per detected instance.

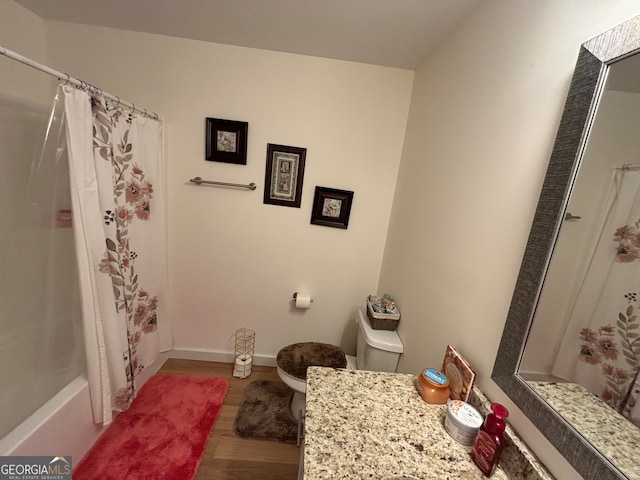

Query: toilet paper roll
<box><xmin>235</xmin><ymin>355</ymin><xmax>253</xmax><ymax>366</ymax></box>
<box><xmin>233</xmin><ymin>355</ymin><xmax>253</xmax><ymax>378</ymax></box>
<box><xmin>295</xmin><ymin>293</ymin><xmax>312</xmax><ymax>309</ymax></box>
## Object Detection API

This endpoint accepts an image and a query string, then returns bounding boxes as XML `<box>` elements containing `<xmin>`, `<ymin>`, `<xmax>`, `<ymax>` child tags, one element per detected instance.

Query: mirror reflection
<box><xmin>520</xmin><ymin>52</ymin><xmax>640</xmax><ymax>478</ymax></box>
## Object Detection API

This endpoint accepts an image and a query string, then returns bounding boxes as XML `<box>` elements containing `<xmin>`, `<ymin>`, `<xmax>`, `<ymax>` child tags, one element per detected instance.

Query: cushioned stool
<box><xmin>276</xmin><ymin>342</ymin><xmax>347</xmax><ymax>419</ymax></box>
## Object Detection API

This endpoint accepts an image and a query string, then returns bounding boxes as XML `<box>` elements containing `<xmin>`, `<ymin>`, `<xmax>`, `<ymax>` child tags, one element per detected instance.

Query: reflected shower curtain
<box><xmin>62</xmin><ymin>85</ymin><xmax>167</xmax><ymax>425</ymax></box>
<box><xmin>553</xmin><ymin>168</ymin><xmax>640</xmax><ymax>425</ymax></box>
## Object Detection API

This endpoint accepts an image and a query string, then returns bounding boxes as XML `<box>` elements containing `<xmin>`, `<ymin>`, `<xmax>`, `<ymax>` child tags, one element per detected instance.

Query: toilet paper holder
<box><xmin>233</xmin><ymin>328</ymin><xmax>255</xmax><ymax>379</ymax></box>
<box><xmin>292</xmin><ymin>292</ymin><xmax>314</xmax><ymax>303</ymax></box>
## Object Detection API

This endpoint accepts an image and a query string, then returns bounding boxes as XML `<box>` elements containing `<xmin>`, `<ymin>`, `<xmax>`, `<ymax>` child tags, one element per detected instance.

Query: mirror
<box><xmin>492</xmin><ymin>15</ymin><xmax>640</xmax><ymax>480</ymax></box>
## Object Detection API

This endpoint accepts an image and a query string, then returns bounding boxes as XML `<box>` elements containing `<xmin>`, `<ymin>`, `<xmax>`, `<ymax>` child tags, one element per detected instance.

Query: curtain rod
<box><xmin>616</xmin><ymin>164</ymin><xmax>640</xmax><ymax>171</ymax></box>
<box><xmin>0</xmin><ymin>44</ymin><xmax>161</xmax><ymax>120</ymax></box>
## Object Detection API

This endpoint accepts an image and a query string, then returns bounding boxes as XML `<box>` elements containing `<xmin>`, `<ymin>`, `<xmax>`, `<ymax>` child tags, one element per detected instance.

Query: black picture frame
<box><xmin>263</xmin><ymin>144</ymin><xmax>307</xmax><ymax>208</ymax></box>
<box><xmin>205</xmin><ymin>118</ymin><xmax>248</xmax><ymax>165</ymax></box>
<box><xmin>310</xmin><ymin>186</ymin><xmax>354</xmax><ymax>229</ymax></box>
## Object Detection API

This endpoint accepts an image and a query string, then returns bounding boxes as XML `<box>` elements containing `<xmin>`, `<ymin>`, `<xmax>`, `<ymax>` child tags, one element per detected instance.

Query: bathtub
<box><xmin>0</xmin><ymin>357</ymin><xmax>166</xmax><ymax>465</ymax></box>
<box><xmin>0</xmin><ymin>376</ymin><xmax>104</xmax><ymax>461</ymax></box>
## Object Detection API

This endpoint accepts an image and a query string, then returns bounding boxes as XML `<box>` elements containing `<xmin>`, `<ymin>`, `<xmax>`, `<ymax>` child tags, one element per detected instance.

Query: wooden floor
<box><xmin>157</xmin><ymin>358</ymin><xmax>300</xmax><ymax>480</ymax></box>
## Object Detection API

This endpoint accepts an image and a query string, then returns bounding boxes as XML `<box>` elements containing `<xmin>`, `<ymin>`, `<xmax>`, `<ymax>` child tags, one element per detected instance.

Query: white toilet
<box><xmin>346</xmin><ymin>308</ymin><xmax>404</xmax><ymax>371</ymax></box>
<box><xmin>277</xmin><ymin>309</ymin><xmax>404</xmax><ymax>420</ymax></box>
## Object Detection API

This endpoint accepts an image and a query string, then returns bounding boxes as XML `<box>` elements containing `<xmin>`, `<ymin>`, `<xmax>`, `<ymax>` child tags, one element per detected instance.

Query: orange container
<box><xmin>416</xmin><ymin>368</ymin><xmax>450</xmax><ymax>404</ymax></box>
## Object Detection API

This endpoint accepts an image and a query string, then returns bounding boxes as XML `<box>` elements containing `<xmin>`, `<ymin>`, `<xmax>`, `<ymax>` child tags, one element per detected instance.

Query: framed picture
<box><xmin>263</xmin><ymin>144</ymin><xmax>307</xmax><ymax>208</ymax></box>
<box><xmin>310</xmin><ymin>186</ymin><xmax>354</xmax><ymax>229</ymax></box>
<box><xmin>205</xmin><ymin>118</ymin><xmax>248</xmax><ymax>165</ymax></box>
<box><xmin>441</xmin><ymin>345</ymin><xmax>476</xmax><ymax>403</ymax></box>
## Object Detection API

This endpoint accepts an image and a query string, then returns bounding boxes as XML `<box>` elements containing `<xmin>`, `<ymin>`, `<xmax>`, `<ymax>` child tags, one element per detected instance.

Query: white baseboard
<box><xmin>166</xmin><ymin>348</ymin><xmax>277</xmax><ymax>367</ymax></box>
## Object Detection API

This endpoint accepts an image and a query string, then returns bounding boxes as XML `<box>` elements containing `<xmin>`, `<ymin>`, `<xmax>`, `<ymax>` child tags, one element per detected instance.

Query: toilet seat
<box><xmin>276</xmin><ymin>342</ymin><xmax>347</xmax><ymax>421</ymax></box>
<box><xmin>277</xmin><ymin>365</ymin><xmax>307</xmax><ymax>394</ymax></box>
<box><xmin>276</xmin><ymin>342</ymin><xmax>347</xmax><ymax>380</ymax></box>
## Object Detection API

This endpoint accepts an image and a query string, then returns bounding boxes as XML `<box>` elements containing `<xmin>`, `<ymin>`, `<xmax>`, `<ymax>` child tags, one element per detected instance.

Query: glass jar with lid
<box><xmin>416</xmin><ymin>368</ymin><xmax>450</xmax><ymax>404</ymax></box>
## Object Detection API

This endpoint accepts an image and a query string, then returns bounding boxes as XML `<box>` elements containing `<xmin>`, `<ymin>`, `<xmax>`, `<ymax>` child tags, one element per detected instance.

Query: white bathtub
<box><xmin>0</xmin><ymin>376</ymin><xmax>105</xmax><ymax>462</ymax></box>
<box><xmin>0</xmin><ymin>357</ymin><xmax>166</xmax><ymax>465</ymax></box>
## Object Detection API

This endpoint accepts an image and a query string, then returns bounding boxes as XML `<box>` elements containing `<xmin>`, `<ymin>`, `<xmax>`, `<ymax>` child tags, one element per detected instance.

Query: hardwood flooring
<box><xmin>157</xmin><ymin>358</ymin><xmax>300</xmax><ymax>480</ymax></box>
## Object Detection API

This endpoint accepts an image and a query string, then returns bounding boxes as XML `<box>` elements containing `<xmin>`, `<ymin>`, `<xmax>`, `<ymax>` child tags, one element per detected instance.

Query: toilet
<box><xmin>277</xmin><ymin>308</ymin><xmax>404</xmax><ymax>420</ymax></box>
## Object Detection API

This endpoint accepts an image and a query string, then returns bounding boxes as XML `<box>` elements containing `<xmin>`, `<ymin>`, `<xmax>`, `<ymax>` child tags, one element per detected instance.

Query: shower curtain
<box><xmin>553</xmin><ymin>168</ymin><xmax>640</xmax><ymax>426</ymax></box>
<box><xmin>0</xmin><ymin>93</ymin><xmax>86</xmax><ymax>440</ymax></box>
<box><xmin>63</xmin><ymin>85</ymin><xmax>167</xmax><ymax>425</ymax></box>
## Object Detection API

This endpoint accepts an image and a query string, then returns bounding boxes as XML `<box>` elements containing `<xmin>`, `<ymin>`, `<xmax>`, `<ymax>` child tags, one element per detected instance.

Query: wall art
<box><xmin>263</xmin><ymin>143</ymin><xmax>307</xmax><ymax>208</ymax></box>
<box><xmin>205</xmin><ymin>117</ymin><xmax>248</xmax><ymax>165</ymax></box>
<box><xmin>310</xmin><ymin>186</ymin><xmax>354</xmax><ymax>229</ymax></box>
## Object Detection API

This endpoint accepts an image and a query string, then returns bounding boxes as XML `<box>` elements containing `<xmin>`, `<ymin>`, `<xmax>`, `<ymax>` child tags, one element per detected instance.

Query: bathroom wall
<box><xmin>40</xmin><ymin>20</ymin><xmax>414</xmax><ymax>360</ymax></box>
<box><xmin>378</xmin><ymin>1</ymin><xmax>640</xmax><ymax>478</ymax></box>
<box><xmin>0</xmin><ymin>0</ymin><xmax>51</xmax><ymax>103</ymax></box>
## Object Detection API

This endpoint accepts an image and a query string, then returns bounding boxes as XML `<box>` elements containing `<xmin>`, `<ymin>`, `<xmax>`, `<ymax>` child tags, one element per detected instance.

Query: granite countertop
<box><xmin>304</xmin><ymin>367</ymin><xmax>524</xmax><ymax>480</ymax></box>
<box><xmin>529</xmin><ymin>381</ymin><xmax>640</xmax><ymax>480</ymax></box>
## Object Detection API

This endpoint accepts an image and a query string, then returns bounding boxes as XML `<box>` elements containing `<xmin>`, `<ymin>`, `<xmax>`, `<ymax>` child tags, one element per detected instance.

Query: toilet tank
<box><xmin>356</xmin><ymin>309</ymin><xmax>404</xmax><ymax>372</ymax></box>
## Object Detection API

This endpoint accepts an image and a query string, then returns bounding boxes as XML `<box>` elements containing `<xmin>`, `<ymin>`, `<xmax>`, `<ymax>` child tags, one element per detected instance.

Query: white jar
<box><xmin>444</xmin><ymin>399</ymin><xmax>483</xmax><ymax>446</ymax></box>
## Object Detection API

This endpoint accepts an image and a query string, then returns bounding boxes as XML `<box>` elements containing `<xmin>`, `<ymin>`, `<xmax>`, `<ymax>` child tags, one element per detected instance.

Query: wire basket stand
<box><xmin>233</xmin><ymin>328</ymin><xmax>255</xmax><ymax>378</ymax></box>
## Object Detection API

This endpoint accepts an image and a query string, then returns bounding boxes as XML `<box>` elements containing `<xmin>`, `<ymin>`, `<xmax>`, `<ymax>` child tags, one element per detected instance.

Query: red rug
<box><xmin>73</xmin><ymin>374</ymin><xmax>229</xmax><ymax>480</ymax></box>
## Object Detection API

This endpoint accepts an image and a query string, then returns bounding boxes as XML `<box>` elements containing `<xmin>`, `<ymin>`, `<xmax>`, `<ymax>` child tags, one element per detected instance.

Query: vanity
<box><xmin>303</xmin><ymin>367</ymin><xmax>553</xmax><ymax>480</ymax></box>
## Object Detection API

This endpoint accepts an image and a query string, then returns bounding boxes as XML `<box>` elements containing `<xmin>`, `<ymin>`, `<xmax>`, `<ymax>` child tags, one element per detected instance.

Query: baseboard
<box><xmin>166</xmin><ymin>348</ymin><xmax>277</xmax><ymax>367</ymax></box>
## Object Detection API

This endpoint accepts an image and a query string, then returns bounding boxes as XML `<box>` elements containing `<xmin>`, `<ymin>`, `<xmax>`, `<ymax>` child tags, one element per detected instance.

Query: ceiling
<box><xmin>13</xmin><ymin>0</ymin><xmax>482</xmax><ymax>69</ymax></box>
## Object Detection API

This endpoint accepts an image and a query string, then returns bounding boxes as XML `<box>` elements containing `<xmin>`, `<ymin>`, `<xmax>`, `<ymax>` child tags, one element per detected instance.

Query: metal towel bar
<box><xmin>189</xmin><ymin>176</ymin><xmax>257</xmax><ymax>190</ymax></box>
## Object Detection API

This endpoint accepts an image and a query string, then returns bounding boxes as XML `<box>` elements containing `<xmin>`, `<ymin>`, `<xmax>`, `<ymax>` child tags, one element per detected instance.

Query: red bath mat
<box><xmin>73</xmin><ymin>374</ymin><xmax>229</xmax><ymax>480</ymax></box>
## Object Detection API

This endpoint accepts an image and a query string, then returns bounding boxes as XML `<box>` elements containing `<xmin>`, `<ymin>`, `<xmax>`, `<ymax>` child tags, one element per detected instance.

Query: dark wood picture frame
<box><xmin>310</xmin><ymin>186</ymin><xmax>354</xmax><ymax>229</ymax></box>
<box><xmin>263</xmin><ymin>144</ymin><xmax>307</xmax><ymax>208</ymax></box>
<box><xmin>205</xmin><ymin>118</ymin><xmax>248</xmax><ymax>165</ymax></box>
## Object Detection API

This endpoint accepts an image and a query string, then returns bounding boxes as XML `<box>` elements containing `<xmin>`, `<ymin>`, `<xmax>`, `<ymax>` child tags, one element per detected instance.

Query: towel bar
<box><xmin>189</xmin><ymin>176</ymin><xmax>256</xmax><ymax>190</ymax></box>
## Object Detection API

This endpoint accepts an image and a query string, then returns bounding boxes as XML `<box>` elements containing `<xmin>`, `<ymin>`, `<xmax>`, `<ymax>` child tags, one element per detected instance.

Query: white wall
<box><xmin>378</xmin><ymin>1</ymin><xmax>640</xmax><ymax>478</ymax></box>
<box><xmin>0</xmin><ymin>0</ymin><xmax>51</xmax><ymax>103</ymax></box>
<box><xmin>42</xmin><ymin>22</ymin><xmax>414</xmax><ymax>360</ymax></box>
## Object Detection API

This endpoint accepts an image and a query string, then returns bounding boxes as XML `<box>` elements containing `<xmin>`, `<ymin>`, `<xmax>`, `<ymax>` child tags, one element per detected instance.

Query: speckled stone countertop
<box><xmin>304</xmin><ymin>367</ymin><xmax>553</xmax><ymax>480</ymax></box>
<box><xmin>529</xmin><ymin>381</ymin><xmax>640</xmax><ymax>480</ymax></box>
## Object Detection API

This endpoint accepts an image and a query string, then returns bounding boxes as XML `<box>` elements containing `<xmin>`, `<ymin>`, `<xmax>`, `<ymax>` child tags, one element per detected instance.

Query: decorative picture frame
<box><xmin>441</xmin><ymin>345</ymin><xmax>476</xmax><ymax>403</ymax></box>
<box><xmin>205</xmin><ymin>118</ymin><xmax>248</xmax><ymax>165</ymax></box>
<box><xmin>263</xmin><ymin>144</ymin><xmax>307</xmax><ymax>208</ymax></box>
<box><xmin>310</xmin><ymin>186</ymin><xmax>354</xmax><ymax>229</ymax></box>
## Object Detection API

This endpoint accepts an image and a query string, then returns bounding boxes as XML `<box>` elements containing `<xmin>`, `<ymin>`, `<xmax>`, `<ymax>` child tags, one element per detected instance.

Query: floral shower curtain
<box><xmin>553</xmin><ymin>167</ymin><xmax>640</xmax><ymax>426</ymax></box>
<box><xmin>62</xmin><ymin>85</ymin><xmax>167</xmax><ymax>425</ymax></box>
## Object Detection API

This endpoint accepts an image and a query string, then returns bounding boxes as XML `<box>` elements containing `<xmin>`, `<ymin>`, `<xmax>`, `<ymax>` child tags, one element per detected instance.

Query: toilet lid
<box><xmin>276</xmin><ymin>342</ymin><xmax>347</xmax><ymax>380</ymax></box>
